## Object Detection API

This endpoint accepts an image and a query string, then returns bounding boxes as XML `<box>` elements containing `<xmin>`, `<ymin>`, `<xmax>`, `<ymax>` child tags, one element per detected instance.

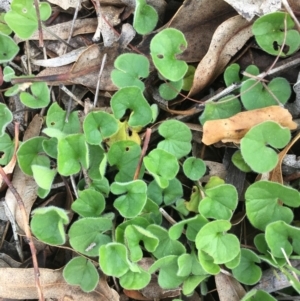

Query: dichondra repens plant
<box><xmin>1</xmin><ymin>2</ymin><xmax>300</xmax><ymax>299</ymax></box>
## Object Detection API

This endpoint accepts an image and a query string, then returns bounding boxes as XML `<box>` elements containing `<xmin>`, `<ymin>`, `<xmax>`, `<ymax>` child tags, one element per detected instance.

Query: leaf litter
<box><xmin>1</xmin><ymin>0</ymin><xmax>300</xmax><ymax>300</ymax></box>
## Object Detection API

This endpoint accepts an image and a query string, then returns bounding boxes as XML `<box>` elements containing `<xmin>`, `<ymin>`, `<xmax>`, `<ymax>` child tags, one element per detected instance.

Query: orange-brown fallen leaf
<box><xmin>202</xmin><ymin>106</ymin><xmax>297</xmax><ymax>145</ymax></box>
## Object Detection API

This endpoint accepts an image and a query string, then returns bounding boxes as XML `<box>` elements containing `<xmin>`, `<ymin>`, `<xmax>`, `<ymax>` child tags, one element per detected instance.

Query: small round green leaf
<box><xmin>148</xmin><ymin>255</ymin><xmax>186</xmax><ymax>289</ymax></box>
<box><xmin>119</xmin><ymin>267</ymin><xmax>151</xmax><ymax>290</ymax></box>
<box><xmin>4</xmin><ymin>0</ymin><xmax>51</xmax><ymax>39</ymax></box>
<box><xmin>20</xmin><ymin>82</ymin><xmax>50</xmax><ymax>108</ymax></box>
<box><xmin>158</xmin><ymin>120</ymin><xmax>192</xmax><ymax>159</ymax></box>
<box><xmin>240</xmin><ymin>78</ymin><xmax>291</xmax><ymax>110</ymax></box>
<box><xmin>252</xmin><ymin>12</ymin><xmax>300</xmax><ymax>57</ymax></box>
<box><xmin>0</xmin><ymin>33</ymin><xmax>19</xmax><ymax>63</ymax></box>
<box><xmin>147</xmin><ymin>224</ymin><xmax>186</xmax><ymax>258</ymax></box>
<box><xmin>99</xmin><ymin>242</ymin><xmax>131</xmax><ymax>277</ymax></box>
<box><xmin>147</xmin><ymin>178</ymin><xmax>183</xmax><ymax>206</ymax></box>
<box><xmin>57</xmin><ymin>134</ymin><xmax>89</xmax><ymax>176</ymax></box>
<box><xmin>196</xmin><ymin>220</ymin><xmax>240</xmax><ymax>264</ymax></box>
<box><xmin>3</xmin><ymin>66</ymin><xmax>16</xmax><ymax>82</ymax></box>
<box><xmin>0</xmin><ymin>133</ymin><xmax>14</xmax><ymax>165</ymax></box>
<box><xmin>63</xmin><ymin>257</ymin><xmax>99</xmax><ymax>292</ymax></box>
<box><xmin>31</xmin><ymin>206</ymin><xmax>69</xmax><ymax>245</ymax></box>
<box><xmin>72</xmin><ymin>189</ymin><xmax>105</xmax><ymax>217</ymax></box>
<box><xmin>241</xmin><ymin>121</ymin><xmax>291</xmax><ymax>173</ymax></box>
<box><xmin>0</xmin><ymin>13</ymin><xmax>12</xmax><ymax>35</ymax></box>
<box><xmin>125</xmin><ymin>225</ymin><xmax>159</xmax><ymax>262</ymax></box>
<box><xmin>107</xmin><ymin>140</ymin><xmax>142</xmax><ymax>182</ymax></box>
<box><xmin>159</xmin><ymin>79</ymin><xmax>183</xmax><ymax>100</ymax></box>
<box><xmin>150</xmin><ymin>28</ymin><xmax>188</xmax><ymax>82</ymax></box>
<box><xmin>111</xmin><ymin>87</ymin><xmax>152</xmax><ymax>127</ymax></box>
<box><xmin>0</xmin><ymin>104</ymin><xmax>13</xmax><ymax>137</ymax></box>
<box><xmin>199</xmin><ymin>95</ymin><xmax>241</xmax><ymax>125</ymax></box>
<box><xmin>69</xmin><ymin>217</ymin><xmax>112</xmax><ymax>256</ymax></box>
<box><xmin>183</xmin><ymin>157</ymin><xmax>206</xmax><ymax>181</ymax></box>
<box><xmin>133</xmin><ymin>0</ymin><xmax>158</xmax><ymax>34</ymax></box>
<box><xmin>199</xmin><ymin>184</ymin><xmax>238</xmax><ymax>220</ymax></box>
<box><xmin>45</xmin><ymin>102</ymin><xmax>80</xmax><ymax>137</ymax></box>
<box><xmin>265</xmin><ymin>221</ymin><xmax>300</xmax><ymax>258</ymax></box>
<box><xmin>31</xmin><ymin>165</ymin><xmax>56</xmax><ymax>190</ymax></box>
<box><xmin>232</xmin><ymin>249</ymin><xmax>262</xmax><ymax>285</ymax></box>
<box><xmin>83</xmin><ymin>111</ymin><xmax>118</xmax><ymax>145</ymax></box>
<box><xmin>111</xmin><ymin>180</ymin><xmax>147</xmax><ymax>218</ymax></box>
<box><xmin>245</xmin><ymin>181</ymin><xmax>300</xmax><ymax>231</ymax></box>
<box><xmin>231</xmin><ymin>150</ymin><xmax>252</xmax><ymax>172</ymax></box>
<box><xmin>111</xmin><ymin>53</ymin><xmax>149</xmax><ymax>90</ymax></box>
<box><xmin>240</xmin><ymin>289</ymin><xmax>277</xmax><ymax>301</ymax></box>
<box><xmin>17</xmin><ymin>136</ymin><xmax>49</xmax><ymax>176</ymax></box>
<box><xmin>143</xmin><ymin>149</ymin><xmax>179</xmax><ymax>189</ymax></box>
<box><xmin>198</xmin><ymin>250</ymin><xmax>220</xmax><ymax>275</ymax></box>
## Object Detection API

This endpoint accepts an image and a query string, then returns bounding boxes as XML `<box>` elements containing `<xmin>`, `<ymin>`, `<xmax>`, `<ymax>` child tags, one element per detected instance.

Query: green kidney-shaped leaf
<box><xmin>4</xmin><ymin>0</ymin><xmax>51</xmax><ymax>39</ymax></box>
<box><xmin>0</xmin><ymin>33</ymin><xmax>19</xmax><ymax>63</ymax></box>
<box><xmin>240</xmin><ymin>289</ymin><xmax>277</xmax><ymax>301</ymax></box>
<box><xmin>0</xmin><ymin>104</ymin><xmax>13</xmax><ymax>137</ymax></box>
<box><xmin>144</xmin><ymin>149</ymin><xmax>179</xmax><ymax>189</ymax></box>
<box><xmin>232</xmin><ymin>248</ymin><xmax>262</xmax><ymax>285</ymax></box>
<box><xmin>149</xmin><ymin>255</ymin><xmax>186</xmax><ymax>289</ymax></box>
<box><xmin>107</xmin><ymin>140</ymin><xmax>142</xmax><ymax>182</ymax></box>
<box><xmin>83</xmin><ymin>111</ymin><xmax>118</xmax><ymax>145</ymax></box>
<box><xmin>57</xmin><ymin>134</ymin><xmax>89</xmax><ymax>176</ymax></box>
<box><xmin>133</xmin><ymin>0</ymin><xmax>158</xmax><ymax>35</ymax></box>
<box><xmin>245</xmin><ymin>181</ymin><xmax>300</xmax><ymax>231</ymax></box>
<box><xmin>0</xmin><ymin>133</ymin><xmax>14</xmax><ymax>165</ymax></box>
<box><xmin>231</xmin><ymin>150</ymin><xmax>252</xmax><ymax>172</ymax></box>
<box><xmin>147</xmin><ymin>225</ymin><xmax>186</xmax><ymax>259</ymax></box>
<box><xmin>31</xmin><ymin>206</ymin><xmax>69</xmax><ymax>245</ymax></box>
<box><xmin>147</xmin><ymin>178</ymin><xmax>183</xmax><ymax>206</ymax></box>
<box><xmin>63</xmin><ymin>257</ymin><xmax>99</xmax><ymax>292</ymax></box>
<box><xmin>119</xmin><ymin>267</ymin><xmax>151</xmax><ymax>290</ymax></box>
<box><xmin>150</xmin><ymin>28</ymin><xmax>188</xmax><ymax>82</ymax></box>
<box><xmin>159</xmin><ymin>79</ymin><xmax>183</xmax><ymax>100</ymax></box>
<box><xmin>125</xmin><ymin>225</ymin><xmax>159</xmax><ymax>262</ymax></box>
<box><xmin>111</xmin><ymin>180</ymin><xmax>147</xmax><ymax>218</ymax></box>
<box><xmin>198</xmin><ymin>250</ymin><xmax>220</xmax><ymax>275</ymax></box>
<box><xmin>241</xmin><ymin>121</ymin><xmax>291</xmax><ymax>173</ymax></box>
<box><xmin>240</xmin><ymin>78</ymin><xmax>291</xmax><ymax>110</ymax></box>
<box><xmin>199</xmin><ymin>95</ymin><xmax>241</xmax><ymax>125</ymax></box>
<box><xmin>199</xmin><ymin>184</ymin><xmax>238</xmax><ymax>220</ymax></box>
<box><xmin>44</xmin><ymin>102</ymin><xmax>80</xmax><ymax>138</ymax></box>
<box><xmin>265</xmin><ymin>221</ymin><xmax>300</xmax><ymax>258</ymax></box>
<box><xmin>252</xmin><ymin>12</ymin><xmax>300</xmax><ymax>57</ymax></box>
<box><xmin>99</xmin><ymin>242</ymin><xmax>131</xmax><ymax>277</ymax></box>
<box><xmin>157</xmin><ymin>120</ymin><xmax>192</xmax><ymax>159</ymax></box>
<box><xmin>17</xmin><ymin>136</ymin><xmax>50</xmax><ymax>176</ymax></box>
<box><xmin>71</xmin><ymin>189</ymin><xmax>105</xmax><ymax>217</ymax></box>
<box><xmin>196</xmin><ymin>220</ymin><xmax>240</xmax><ymax>264</ymax></box>
<box><xmin>183</xmin><ymin>157</ymin><xmax>206</xmax><ymax>181</ymax></box>
<box><xmin>0</xmin><ymin>13</ymin><xmax>12</xmax><ymax>35</ymax></box>
<box><xmin>111</xmin><ymin>53</ymin><xmax>149</xmax><ymax>90</ymax></box>
<box><xmin>20</xmin><ymin>82</ymin><xmax>50</xmax><ymax>108</ymax></box>
<box><xmin>68</xmin><ymin>217</ymin><xmax>112</xmax><ymax>256</ymax></box>
<box><xmin>111</xmin><ymin>87</ymin><xmax>152</xmax><ymax>127</ymax></box>
<box><xmin>31</xmin><ymin>165</ymin><xmax>56</xmax><ymax>190</ymax></box>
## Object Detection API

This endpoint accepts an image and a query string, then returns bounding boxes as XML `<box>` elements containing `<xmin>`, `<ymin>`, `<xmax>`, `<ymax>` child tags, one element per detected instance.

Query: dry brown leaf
<box><xmin>15</xmin><ymin>18</ymin><xmax>98</xmax><ymax>43</ymax></box>
<box><xmin>0</xmin><ymin>267</ymin><xmax>119</xmax><ymax>301</ymax></box>
<box><xmin>5</xmin><ymin>115</ymin><xmax>43</xmax><ymax>231</ymax></box>
<box><xmin>269</xmin><ymin>131</ymin><xmax>300</xmax><ymax>183</ymax></box>
<box><xmin>188</xmin><ymin>15</ymin><xmax>253</xmax><ymax>97</ymax></box>
<box><xmin>165</xmin><ymin>0</ymin><xmax>235</xmax><ymax>62</ymax></box>
<box><xmin>224</xmin><ymin>0</ymin><xmax>281</xmax><ymax>21</ymax></box>
<box><xmin>215</xmin><ymin>273</ymin><xmax>246</xmax><ymax>301</ymax></box>
<box><xmin>202</xmin><ymin>106</ymin><xmax>297</xmax><ymax>145</ymax></box>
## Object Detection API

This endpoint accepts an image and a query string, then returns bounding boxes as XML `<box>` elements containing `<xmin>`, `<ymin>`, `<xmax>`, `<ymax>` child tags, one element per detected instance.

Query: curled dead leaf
<box><xmin>188</xmin><ymin>15</ymin><xmax>253</xmax><ymax>97</ymax></box>
<box><xmin>202</xmin><ymin>106</ymin><xmax>297</xmax><ymax>145</ymax></box>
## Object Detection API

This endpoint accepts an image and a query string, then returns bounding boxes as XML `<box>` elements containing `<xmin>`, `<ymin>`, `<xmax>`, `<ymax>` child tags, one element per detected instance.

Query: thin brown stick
<box><xmin>133</xmin><ymin>128</ymin><xmax>152</xmax><ymax>180</ymax></box>
<box><xmin>0</xmin><ymin>123</ymin><xmax>44</xmax><ymax>301</ymax></box>
<box><xmin>33</xmin><ymin>0</ymin><xmax>44</xmax><ymax>48</ymax></box>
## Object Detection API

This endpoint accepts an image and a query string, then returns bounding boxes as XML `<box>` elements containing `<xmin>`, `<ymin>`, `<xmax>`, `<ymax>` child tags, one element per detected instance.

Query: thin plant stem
<box><xmin>133</xmin><ymin>128</ymin><xmax>152</xmax><ymax>180</ymax></box>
